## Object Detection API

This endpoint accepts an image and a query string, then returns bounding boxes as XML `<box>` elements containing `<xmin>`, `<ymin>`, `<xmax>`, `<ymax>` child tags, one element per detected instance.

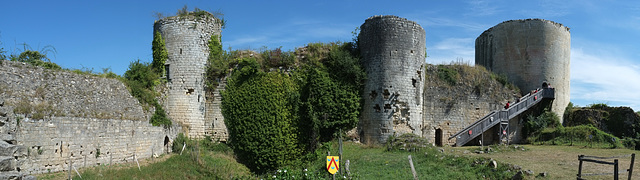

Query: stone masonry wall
<box><xmin>358</xmin><ymin>15</ymin><xmax>426</xmax><ymax>144</ymax></box>
<box><xmin>476</xmin><ymin>19</ymin><xmax>570</xmax><ymax>122</ymax></box>
<box><xmin>205</xmin><ymin>77</ymin><xmax>228</xmax><ymax>142</ymax></box>
<box><xmin>154</xmin><ymin>15</ymin><xmax>222</xmax><ymax>138</ymax></box>
<box><xmin>421</xmin><ymin>64</ymin><xmax>520</xmax><ymax>146</ymax></box>
<box><xmin>0</xmin><ymin>60</ymin><xmax>178</xmax><ymax>175</ymax></box>
<box><xmin>16</xmin><ymin>116</ymin><xmax>178</xmax><ymax>174</ymax></box>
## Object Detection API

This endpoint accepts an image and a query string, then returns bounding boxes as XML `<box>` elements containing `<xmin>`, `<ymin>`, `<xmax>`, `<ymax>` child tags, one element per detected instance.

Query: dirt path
<box><xmin>448</xmin><ymin>145</ymin><xmax>640</xmax><ymax>179</ymax></box>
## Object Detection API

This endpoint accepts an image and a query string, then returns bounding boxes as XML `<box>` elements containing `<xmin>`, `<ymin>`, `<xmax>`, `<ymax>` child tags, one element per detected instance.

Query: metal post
<box><xmin>629</xmin><ymin>154</ymin><xmax>635</xmax><ymax>180</ymax></box>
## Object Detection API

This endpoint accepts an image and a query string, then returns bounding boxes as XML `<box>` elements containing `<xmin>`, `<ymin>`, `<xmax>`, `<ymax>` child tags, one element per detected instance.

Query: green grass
<box><xmin>61</xmin><ymin>138</ymin><xmax>516</xmax><ymax>180</ymax></box>
<box><xmin>72</xmin><ymin>143</ymin><xmax>252</xmax><ymax>180</ymax></box>
<box><xmin>265</xmin><ymin>139</ymin><xmax>515</xmax><ymax>179</ymax></box>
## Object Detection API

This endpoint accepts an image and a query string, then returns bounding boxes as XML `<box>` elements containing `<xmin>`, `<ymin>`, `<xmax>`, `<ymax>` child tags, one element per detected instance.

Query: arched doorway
<box><xmin>164</xmin><ymin>136</ymin><xmax>170</xmax><ymax>152</ymax></box>
<box><xmin>435</xmin><ymin>128</ymin><xmax>443</xmax><ymax>146</ymax></box>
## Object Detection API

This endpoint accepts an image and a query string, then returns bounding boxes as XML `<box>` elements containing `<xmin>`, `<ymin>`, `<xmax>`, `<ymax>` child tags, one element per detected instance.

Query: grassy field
<box><xmin>449</xmin><ymin>145</ymin><xmax>640</xmax><ymax>180</ymax></box>
<box><xmin>38</xmin><ymin>140</ymin><xmax>514</xmax><ymax>180</ymax></box>
<box><xmin>36</xmin><ymin>140</ymin><xmax>639</xmax><ymax>180</ymax></box>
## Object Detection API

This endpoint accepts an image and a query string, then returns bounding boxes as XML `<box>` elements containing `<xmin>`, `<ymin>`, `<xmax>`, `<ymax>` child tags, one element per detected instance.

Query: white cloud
<box><xmin>426</xmin><ymin>38</ymin><xmax>475</xmax><ymax>65</ymax></box>
<box><xmin>570</xmin><ymin>48</ymin><xmax>640</xmax><ymax>110</ymax></box>
<box><xmin>466</xmin><ymin>0</ymin><xmax>501</xmax><ymax>16</ymax></box>
<box><xmin>416</xmin><ymin>17</ymin><xmax>487</xmax><ymax>32</ymax></box>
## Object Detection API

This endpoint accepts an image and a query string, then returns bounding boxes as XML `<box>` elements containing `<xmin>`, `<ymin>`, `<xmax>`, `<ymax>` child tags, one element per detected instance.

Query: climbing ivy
<box><xmin>221</xmin><ymin>57</ymin><xmax>301</xmax><ymax>173</ymax></box>
<box><xmin>151</xmin><ymin>31</ymin><xmax>168</xmax><ymax>75</ymax></box>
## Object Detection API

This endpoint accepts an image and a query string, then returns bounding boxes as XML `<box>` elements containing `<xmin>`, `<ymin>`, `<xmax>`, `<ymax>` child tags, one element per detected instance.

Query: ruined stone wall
<box><xmin>0</xmin><ymin>61</ymin><xmax>178</xmax><ymax>175</ymax></box>
<box><xmin>422</xmin><ymin>64</ymin><xmax>520</xmax><ymax>146</ymax></box>
<box><xmin>154</xmin><ymin>15</ymin><xmax>222</xmax><ymax>138</ymax></box>
<box><xmin>15</xmin><ymin>116</ymin><xmax>178</xmax><ymax>174</ymax></box>
<box><xmin>475</xmin><ymin>19</ymin><xmax>570</xmax><ymax>122</ymax></box>
<box><xmin>205</xmin><ymin>77</ymin><xmax>228</xmax><ymax>142</ymax></box>
<box><xmin>0</xmin><ymin>61</ymin><xmax>146</xmax><ymax>121</ymax></box>
<box><xmin>358</xmin><ymin>15</ymin><xmax>426</xmax><ymax>144</ymax></box>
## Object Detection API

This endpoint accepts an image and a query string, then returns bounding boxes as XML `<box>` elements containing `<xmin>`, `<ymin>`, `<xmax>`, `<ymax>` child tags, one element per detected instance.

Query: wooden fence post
<box><xmin>629</xmin><ymin>154</ymin><xmax>635</xmax><ymax>180</ymax></box>
<box><xmin>577</xmin><ymin>155</ymin><xmax>584</xmax><ymax>179</ymax></box>
<box><xmin>408</xmin><ymin>155</ymin><xmax>418</xmax><ymax>180</ymax></box>
<box><xmin>614</xmin><ymin>159</ymin><xmax>619</xmax><ymax>180</ymax></box>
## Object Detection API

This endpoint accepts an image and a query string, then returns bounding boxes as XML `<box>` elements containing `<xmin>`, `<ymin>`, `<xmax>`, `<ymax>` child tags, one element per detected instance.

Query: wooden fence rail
<box><xmin>577</xmin><ymin>153</ymin><xmax>635</xmax><ymax>180</ymax></box>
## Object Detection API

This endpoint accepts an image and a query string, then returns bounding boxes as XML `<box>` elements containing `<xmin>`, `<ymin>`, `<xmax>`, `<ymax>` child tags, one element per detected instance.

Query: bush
<box><xmin>437</xmin><ymin>65</ymin><xmax>459</xmax><ymax>85</ymax></box>
<box><xmin>534</xmin><ymin>125</ymin><xmax>622</xmax><ymax>148</ymax></box>
<box><xmin>172</xmin><ymin>133</ymin><xmax>188</xmax><ymax>153</ymax></box>
<box><xmin>150</xmin><ymin>103</ymin><xmax>171</xmax><ymax>128</ymax></box>
<box><xmin>523</xmin><ymin>110</ymin><xmax>561</xmax><ymax>137</ymax></box>
<box><xmin>222</xmin><ymin>63</ymin><xmax>302</xmax><ymax>174</ymax></box>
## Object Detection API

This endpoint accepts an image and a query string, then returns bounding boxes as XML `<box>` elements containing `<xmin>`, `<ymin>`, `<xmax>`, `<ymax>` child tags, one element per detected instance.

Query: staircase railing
<box><xmin>448</xmin><ymin>87</ymin><xmax>555</xmax><ymax>146</ymax></box>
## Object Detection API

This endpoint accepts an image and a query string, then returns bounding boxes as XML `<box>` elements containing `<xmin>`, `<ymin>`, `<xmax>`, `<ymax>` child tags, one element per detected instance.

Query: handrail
<box><xmin>448</xmin><ymin>87</ymin><xmax>555</xmax><ymax>146</ymax></box>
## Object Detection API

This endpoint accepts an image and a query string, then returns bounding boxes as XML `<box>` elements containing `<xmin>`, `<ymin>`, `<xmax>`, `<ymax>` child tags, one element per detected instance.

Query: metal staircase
<box><xmin>448</xmin><ymin>87</ymin><xmax>555</xmax><ymax>147</ymax></box>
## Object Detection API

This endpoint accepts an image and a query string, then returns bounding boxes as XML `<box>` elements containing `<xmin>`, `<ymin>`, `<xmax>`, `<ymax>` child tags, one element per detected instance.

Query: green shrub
<box><xmin>123</xmin><ymin>60</ymin><xmax>160</xmax><ymax>110</ymax></box>
<box><xmin>172</xmin><ymin>133</ymin><xmax>189</xmax><ymax>153</ymax></box>
<box><xmin>222</xmin><ymin>63</ymin><xmax>302</xmax><ymax>174</ymax></box>
<box><xmin>205</xmin><ymin>35</ymin><xmax>233</xmax><ymax>89</ymax></box>
<box><xmin>437</xmin><ymin>65</ymin><xmax>459</xmax><ymax>85</ymax></box>
<box><xmin>534</xmin><ymin>125</ymin><xmax>622</xmax><ymax>148</ymax></box>
<box><xmin>150</xmin><ymin>103</ymin><xmax>171</xmax><ymax>128</ymax></box>
<box><xmin>523</xmin><ymin>110</ymin><xmax>561</xmax><ymax>137</ymax></box>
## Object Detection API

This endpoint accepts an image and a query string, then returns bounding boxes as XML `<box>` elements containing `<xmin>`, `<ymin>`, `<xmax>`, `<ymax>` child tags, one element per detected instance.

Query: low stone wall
<box><xmin>15</xmin><ymin>116</ymin><xmax>178</xmax><ymax>174</ymax></box>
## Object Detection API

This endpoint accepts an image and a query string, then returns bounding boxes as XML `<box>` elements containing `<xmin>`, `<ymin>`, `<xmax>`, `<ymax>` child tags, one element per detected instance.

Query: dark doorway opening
<box><xmin>435</xmin><ymin>128</ymin><xmax>443</xmax><ymax>147</ymax></box>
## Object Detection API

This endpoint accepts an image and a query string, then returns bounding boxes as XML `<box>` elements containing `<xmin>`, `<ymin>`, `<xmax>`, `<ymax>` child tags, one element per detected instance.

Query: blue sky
<box><xmin>1</xmin><ymin>0</ymin><xmax>639</xmax><ymax>111</ymax></box>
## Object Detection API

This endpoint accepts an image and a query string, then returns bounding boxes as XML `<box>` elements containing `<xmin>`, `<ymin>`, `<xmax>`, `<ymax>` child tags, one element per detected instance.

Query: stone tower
<box><xmin>358</xmin><ymin>15</ymin><xmax>426</xmax><ymax>144</ymax></box>
<box><xmin>154</xmin><ymin>13</ymin><xmax>222</xmax><ymax>138</ymax></box>
<box><xmin>475</xmin><ymin>19</ymin><xmax>570</xmax><ymax>122</ymax></box>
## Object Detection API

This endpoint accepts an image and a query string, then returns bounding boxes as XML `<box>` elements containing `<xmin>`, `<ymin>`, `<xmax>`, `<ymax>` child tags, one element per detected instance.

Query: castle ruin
<box><xmin>358</xmin><ymin>15</ymin><xmax>426</xmax><ymax>144</ymax></box>
<box><xmin>475</xmin><ymin>19</ymin><xmax>571</xmax><ymax>122</ymax></box>
<box><xmin>154</xmin><ymin>13</ymin><xmax>227</xmax><ymax>139</ymax></box>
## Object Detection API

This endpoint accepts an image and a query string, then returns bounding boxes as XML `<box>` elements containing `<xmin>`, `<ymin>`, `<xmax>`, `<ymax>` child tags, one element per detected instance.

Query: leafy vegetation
<box><xmin>151</xmin><ymin>31</ymin><xmax>168</xmax><ymax>75</ymax></box>
<box><xmin>216</xmin><ymin>42</ymin><xmax>364</xmax><ymax>174</ymax></box>
<box><xmin>122</xmin><ymin>59</ymin><xmax>171</xmax><ymax>127</ymax></box>
<box><xmin>523</xmin><ymin>110</ymin><xmax>562</xmax><ymax>137</ymax></box>
<box><xmin>8</xmin><ymin>44</ymin><xmax>61</xmax><ymax>70</ymax></box>
<box><xmin>437</xmin><ymin>65</ymin><xmax>459</xmax><ymax>86</ymax></box>
<box><xmin>222</xmin><ymin>58</ymin><xmax>302</xmax><ymax>173</ymax></box>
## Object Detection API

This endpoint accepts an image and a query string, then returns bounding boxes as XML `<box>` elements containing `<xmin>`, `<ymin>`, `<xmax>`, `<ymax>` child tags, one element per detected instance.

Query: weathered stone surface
<box><xmin>422</xmin><ymin>64</ymin><xmax>520</xmax><ymax>145</ymax></box>
<box><xmin>0</xmin><ymin>171</ymin><xmax>35</xmax><ymax>180</ymax></box>
<box><xmin>0</xmin><ymin>140</ymin><xmax>18</xmax><ymax>156</ymax></box>
<box><xmin>476</xmin><ymin>19</ymin><xmax>570</xmax><ymax>123</ymax></box>
<box><xmin>154</xmin><ymin>14</ymin><xmax>222</xmax><ymax>139</ymax></box>
<box><xmin>0</xmin><ymin>61</ymin><xmax>146</xmax><ymax>121</ymax></box>
<box><xmin>15</xmin><ymin>117</ymin><xmax>179</xmax><ymax>174</ymax></box>
<box><xmin>0</xmin><ymin>156</ymin><xmax>15</xmax><ymax>171</ymax></box>
<box><xmin>358</xmin><ymin>15</ymin><xmax>426</xmax><ymax>144</ymax></box>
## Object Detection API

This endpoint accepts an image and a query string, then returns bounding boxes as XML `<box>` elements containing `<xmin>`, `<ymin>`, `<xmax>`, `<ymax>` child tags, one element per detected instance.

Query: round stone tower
<box><xmin>358</xmin><ymin>15</ymin><xmax>426</xmax><ymax>144</ymax></box>
<box><xmin>154</xmin><ymin>13</ymin><xmax>222</xmax><ymax>138</ymax></box>
<box><xmin>475</xmin><ymin>19</ymin><xmax>570</xmax><ymax>122</ymax></box>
